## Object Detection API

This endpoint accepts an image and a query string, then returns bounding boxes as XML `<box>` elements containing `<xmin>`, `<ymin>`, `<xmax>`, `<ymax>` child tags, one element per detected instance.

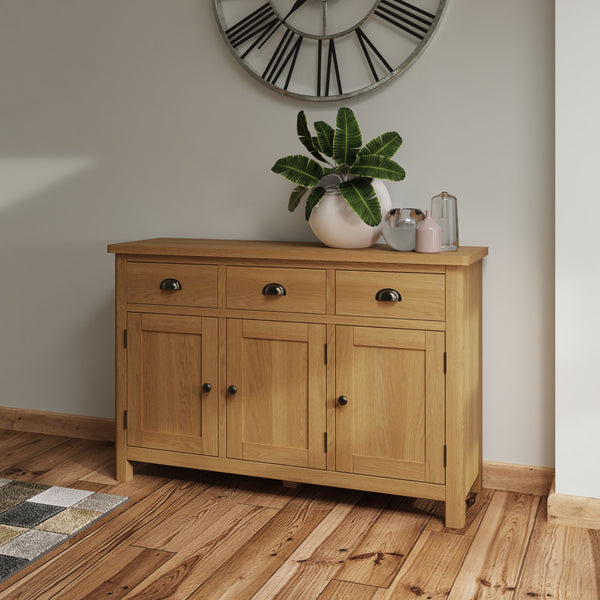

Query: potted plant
<box><xmin>272</xmin><ymin>107</ymin><xmax>405</xmax><ymax>248</ymax></box>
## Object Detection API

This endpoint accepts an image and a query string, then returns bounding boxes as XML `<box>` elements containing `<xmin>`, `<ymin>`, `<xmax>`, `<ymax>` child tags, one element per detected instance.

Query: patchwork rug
<box><xmin>0</xmin><ymin>478</ymin><xmax>129</xmax><ymax>583</ymax></box>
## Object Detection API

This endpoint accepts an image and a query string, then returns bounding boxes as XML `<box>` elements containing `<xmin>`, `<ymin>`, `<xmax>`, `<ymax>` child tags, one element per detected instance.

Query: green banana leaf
<box><xmin>272</xmin><ymin>155</ymin><xmax>324</xmax><ymax>187</ymax></box>
<box><xmin>333</xmin><ymin>107</ymin><xmax>362</xmax><ymax>166</ymax></box>
<box><xmin>358</xmin><ymin>132</ymin><xmax>402</xmax><ymax>158</ymax></box>
<box><xmin>304</xmin><ymin>186</ymin><xmax>327</xmax><ymax>220</ymax></box>
<box><xmin>314</xmin><ymin>121</ymin><xmax>335</xmax><ymax>158</ymax></box>
<box><xmin>350</xmin><ymin>155</ymin><xmax>406</xmax><ymax>181</ymax></box>
<box><xmin>338</xmin><ymin>178</ymin><xmax>382</xmax><ymax>226</ymax></box>
<box><xmin>297</xmin><ymin>111</ymin><xmax>326</xmax><ymax>163</ymax></box>
<box><xmin>288</xmin><ymin>185</ymin><xmax>308</xmax><ymax>212</ymax></box>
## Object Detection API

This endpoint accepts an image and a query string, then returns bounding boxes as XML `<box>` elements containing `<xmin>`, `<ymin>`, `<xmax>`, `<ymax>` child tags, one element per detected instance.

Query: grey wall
<box><xmin>0</xmin><ymin>1</ymin><xmax>554</xmax><ymax>467</ymax></box>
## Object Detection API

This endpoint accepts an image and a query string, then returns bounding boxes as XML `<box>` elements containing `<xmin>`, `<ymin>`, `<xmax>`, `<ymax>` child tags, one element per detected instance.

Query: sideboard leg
<box><xmin>116</xmin><ymin>457</ymin><xmax>134</xmax><ymax>482</ymax></box>
<box><xmin>445</xmin><ymin>496</ymin><xmax>467</xmax><ymax>529</ymax></box>
<box><xmin>470</xmin><ymin>470</ymin><xmax>482</xmax><ymax>495</ymax></box>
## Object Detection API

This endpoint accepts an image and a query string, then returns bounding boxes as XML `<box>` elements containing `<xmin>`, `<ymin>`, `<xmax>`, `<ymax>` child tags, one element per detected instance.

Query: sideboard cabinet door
<box><xmin>226</xmin><ymin>319</ymin><xmax>327</xmax><ymax>470</ymax></box>
<box><xmin>335</xmin><ymin>326</ymin><xmax>445</xmax><ymax>484</ymax></box>
<box><xmin>127</xmin><ymin>313</ymin><xmax>218</xmax><ymax>456</ymax></box>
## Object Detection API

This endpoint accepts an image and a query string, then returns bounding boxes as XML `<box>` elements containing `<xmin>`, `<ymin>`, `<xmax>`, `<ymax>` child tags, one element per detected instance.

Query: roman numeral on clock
<box><xmin>318</xmin><ymin>39</ymin><xmax>342</xmax><ymax>97</ymax></box>
<box><xmin>356</xmin><ymin>28</ymin><xmax>393</xmax><ymax>82</ymax></box>
<box><xmin>262</xmin><ymin>30</ymin><xmax>304</xmax><ymax>90</ymax></box>
<box><xmin>375</xmin><ymin>0</ymin><xmax>436</xmax><ymax>40</ymax></box>
<box><xmin>224</xmin><ymin>2</ymin><xmax>278</xmax><ymax>58</ymax></box>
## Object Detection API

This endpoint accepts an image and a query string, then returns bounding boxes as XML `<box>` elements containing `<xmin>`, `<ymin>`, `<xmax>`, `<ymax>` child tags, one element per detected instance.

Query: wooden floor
<box><xmin>0</xmin><ymin>430</ymin><xmax>598</xmax><ymax>599</ymax></box>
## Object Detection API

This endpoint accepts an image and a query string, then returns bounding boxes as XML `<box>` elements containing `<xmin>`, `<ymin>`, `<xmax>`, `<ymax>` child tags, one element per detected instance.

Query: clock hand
<box><xmin>259</xmin><ymin>0</ymin><xmax>310</xmax><ymax>48</ymax></box>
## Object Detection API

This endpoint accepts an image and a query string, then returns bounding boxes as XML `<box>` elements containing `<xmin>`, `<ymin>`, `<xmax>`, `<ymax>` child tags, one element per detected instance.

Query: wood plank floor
<box><xmin>0</xmin><ymin>430</ymin><xmax>598</xmax><ymax>599</ymax></box>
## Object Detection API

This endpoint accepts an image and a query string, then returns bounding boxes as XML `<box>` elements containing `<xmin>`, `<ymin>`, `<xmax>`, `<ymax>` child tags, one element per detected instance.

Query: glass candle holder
<box><xmin>431</xmin><ymin>191</ymin><xmax>459</xmax><ymax>251</ymax></box>
<box><xmin>382</xmin><ymin>208</ymin><xmax>425</xmax><ymax>251</ymax></box>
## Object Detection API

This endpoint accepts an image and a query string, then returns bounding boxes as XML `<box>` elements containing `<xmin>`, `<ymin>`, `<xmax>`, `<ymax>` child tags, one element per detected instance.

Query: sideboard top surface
<box><xmin>108</xmin><ymin>238</ymin><xmax>488</xmax><ymax>267</ymax></box>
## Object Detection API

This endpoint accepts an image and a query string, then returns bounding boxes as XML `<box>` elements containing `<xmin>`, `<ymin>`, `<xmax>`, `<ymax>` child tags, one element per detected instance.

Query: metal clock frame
<box><xmin>213</xmin><ymin>0</ymin><xmax>448</xmax><ymax>101</ymax></box>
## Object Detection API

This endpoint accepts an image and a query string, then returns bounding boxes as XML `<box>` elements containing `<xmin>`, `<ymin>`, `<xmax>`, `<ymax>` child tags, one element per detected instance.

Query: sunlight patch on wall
<box><xmin>0</xmin><ymin>158</ymin><xmax>95</xmax><ymax>212</ymax></box>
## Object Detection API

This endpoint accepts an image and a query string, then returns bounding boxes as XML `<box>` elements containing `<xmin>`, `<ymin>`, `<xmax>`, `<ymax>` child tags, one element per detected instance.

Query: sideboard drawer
<box><xmin>126</xmin><ymin>262</ymin><xmax>217</xmax><ymax>307</ymax></box>
<box><xmin>226</xmin><ymin>266</ymin><xmax>326</xmax><ymax>314</ymax></box>
<box><xmin>336</xmin><ymin>270</ymin><xmax>445</xmax><ymax>321</ymax></box>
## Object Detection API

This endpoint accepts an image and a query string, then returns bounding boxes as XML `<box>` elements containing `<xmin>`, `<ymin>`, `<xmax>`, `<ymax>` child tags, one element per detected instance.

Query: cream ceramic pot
<box><xmin>308</xmin><ymin>179</ymin><xmax>392</xmax><ymax>249</ymax></box>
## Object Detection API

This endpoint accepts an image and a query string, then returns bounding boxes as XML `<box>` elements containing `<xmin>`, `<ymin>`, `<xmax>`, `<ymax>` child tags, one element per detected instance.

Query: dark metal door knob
<box><xmin>228</xmin><ymin>385</ymin><xmax>238</xmax><ymax>395</ymax></box>
<box><xmin>202</xmin><ymin>383</ymin><xmax>212</xmax><ymax>393</ymax></box>
<box><xmin>338</xmin><ymin>395</ymin><xmax>349</xmax><ymax>406</ymax></box>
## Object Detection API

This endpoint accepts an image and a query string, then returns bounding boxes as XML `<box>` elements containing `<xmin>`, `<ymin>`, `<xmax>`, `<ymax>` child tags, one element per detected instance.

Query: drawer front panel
<box><xmin>226</xmin><ymin>266</ymin><xmax>326</xmax><ymax>314</ymax></box>
<box><xmin>336</xmin><ymin>270</ymin><xmax>445</xmax><ymax>321</ymax></box>
<box><xmin>127</xmin><ymin>262</ymin><xmax>217</xmax><ymax>307</ymax></box>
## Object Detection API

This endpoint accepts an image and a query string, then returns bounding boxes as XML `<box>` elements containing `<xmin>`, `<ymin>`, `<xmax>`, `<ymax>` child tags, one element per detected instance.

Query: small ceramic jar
<box><xmin>415</xmin><ymin>210</ymin><xmax>441</xmax><ymax>253</ymax></box>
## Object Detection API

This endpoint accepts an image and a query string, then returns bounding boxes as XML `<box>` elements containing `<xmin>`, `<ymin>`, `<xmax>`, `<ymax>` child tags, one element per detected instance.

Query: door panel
<box><xmin>127</xmin><ymin>313</ymin><xmax>218</xmax><ymax>455</ymax></box>
<box><xmin>227</xmin><ymin>319</ymin><xmax>326</xmax><ymax>469</ymax></box>
<box><xmin>336</xmin><ymin>326</ymin><xmax>445</xmax><ymax>484</ymax></box>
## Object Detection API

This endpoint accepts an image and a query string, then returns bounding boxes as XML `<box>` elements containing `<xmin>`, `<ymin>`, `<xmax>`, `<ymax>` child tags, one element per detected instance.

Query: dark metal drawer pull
<box><xmin>262</xmin><ymin>283</ymin><xmax>287</xmax><ymax>296</ymax></box>
<box><xmin>375</xmin><ymin>288</ymin><xmax>401</xmax><ymax>302</ymax></box>
<box><xmin>160</xmin><ymin>278</ymin><xmax>182</xmax><ymax>291</ymax></box>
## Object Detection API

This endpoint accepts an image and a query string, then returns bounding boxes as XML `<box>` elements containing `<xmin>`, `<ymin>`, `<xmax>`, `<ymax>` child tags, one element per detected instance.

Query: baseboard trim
<box><xmin>547</xmin><ymin>479</ymin><xmax>600</xmax><ymax>530</ymax></box>
<box><xmin>0</xmin><ymin>407</ymin><xmax>554</xmax><ymax>496</ymax></box>
<box><xmin>482</xmin><ymin>461</ymin><xmax>554</xmax><ymax>496</ymax></box>
<box><xmin>0</xmin><ymin>406</ymin><xmax>115</xmax><ymax>443</ymax></box>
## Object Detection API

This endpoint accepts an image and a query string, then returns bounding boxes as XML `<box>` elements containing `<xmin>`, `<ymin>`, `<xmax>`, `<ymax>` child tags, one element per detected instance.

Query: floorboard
<box><xmin>0</xmin><ymin>430</ymin><xmax>597</xmax><ymax>600</ymax></box>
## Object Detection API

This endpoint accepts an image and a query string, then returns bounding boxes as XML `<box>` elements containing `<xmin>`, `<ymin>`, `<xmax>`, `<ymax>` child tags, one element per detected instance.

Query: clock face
<box><xmin>213</xmin><ymin>0</ymin><xmax>447</xmax><ymax>101</ymax></box>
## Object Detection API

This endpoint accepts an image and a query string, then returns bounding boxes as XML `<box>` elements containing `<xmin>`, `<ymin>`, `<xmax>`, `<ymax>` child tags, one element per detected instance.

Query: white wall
<box><xmin>555</xmin><ymin>0</ymin><xmax>600</xmax><ymax>498</ymax></box>
<box><xmin>0</xmin><ymin>1</ymin><xmax>554</xmax><ymax>468</ymax></box>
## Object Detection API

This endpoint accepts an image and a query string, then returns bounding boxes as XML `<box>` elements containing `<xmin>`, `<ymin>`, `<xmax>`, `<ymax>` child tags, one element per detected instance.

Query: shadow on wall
<box><xmin>0</xmin><ymin>157</ymin><xmax>117</xmax><ymax>419</ymax></box>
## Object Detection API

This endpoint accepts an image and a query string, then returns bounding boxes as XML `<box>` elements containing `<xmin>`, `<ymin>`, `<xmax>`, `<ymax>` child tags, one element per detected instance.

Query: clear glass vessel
<box><xmin>382</xmin><ymin>208</ymin><xmax>425</xmax><ymax>251</ymax></box>
<box><xmin>431</xmin><ymin>191</ymin><xmax>459</xmax><ymax>251</ymax></box>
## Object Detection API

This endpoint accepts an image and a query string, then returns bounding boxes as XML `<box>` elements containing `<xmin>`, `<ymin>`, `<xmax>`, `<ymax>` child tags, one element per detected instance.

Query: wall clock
<box><xmin>213</xmin><ymin>0</ymin><xmax>447</xmax><ymax>101</ymax></box>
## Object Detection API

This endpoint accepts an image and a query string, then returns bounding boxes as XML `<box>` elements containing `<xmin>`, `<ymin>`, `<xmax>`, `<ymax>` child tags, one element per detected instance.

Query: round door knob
<box><xmin>202</xmin><ymin>383</ymin><xmax>212</xmax><ymax>393</ymax></box>
<box><xmin>228</xmin><ymin>385</ymin><xmax>238</xmax><ymax>395</ymax></box>
<box><xmin>338</xmin><ymin>395</ymin><xmax>349</xmax><ymax>406</ymax></box>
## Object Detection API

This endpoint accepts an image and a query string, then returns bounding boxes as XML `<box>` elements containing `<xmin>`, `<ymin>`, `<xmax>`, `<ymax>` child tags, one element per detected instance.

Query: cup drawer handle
<box><xmin>375</xmin><ymin>288</ymin><xmax>401</xmax><ymax>302</ymax></box>
<box><xmin>262</xmin><ymin>283</ymin><xmax>287</xmax><ymax>296</ymax></box>
<box><xmin>160</xmin><ymin>278</ymin><xmax>182</xmax><ymax>291</ymax></box>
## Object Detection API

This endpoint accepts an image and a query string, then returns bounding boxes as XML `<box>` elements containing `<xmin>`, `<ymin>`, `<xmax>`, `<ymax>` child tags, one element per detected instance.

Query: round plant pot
<box><xmin>308</xmin><ymin>179</ymin><xmax>392</xmax><ymax>249</ymax></box>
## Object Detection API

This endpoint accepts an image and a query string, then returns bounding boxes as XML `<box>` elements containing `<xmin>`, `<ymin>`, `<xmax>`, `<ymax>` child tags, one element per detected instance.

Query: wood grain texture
<box><xmin>335</xmin><ymin>326</ymin><xmax>444</xmax><ymax>484</ymax></box>
<box><xmin>186</xmin><ymin>489</ymin><xmax>337</xmax><ymax>600</ymax></box>
<box><xmin>372</xmin><ymin>530</ymin><xmax>471</xmax><ymax>599</ymax></box>
<box><xmin>485</xmin><ymin>461</ymin><xmax>554</xmax><ymax>496</ymax></box>
<box><xmin>127</xmin><ymin>314</ymin><xmax>218</xmax><ymax>456</ymax></box>
<box><xmin>126</xmin><ymin>262</ymin><xmax>217</xmax><ymax>308</ymax></box>
<box><xmin>108</xmin><ymin>238</ymin><xmax>488</xmax><ymax>267</ymax></box>
<box><xmin>515</xmin><ymin>501</ymin><xmax>600</xmax><ymax>599</ymax></box>
<box><xmin>447</xmin><ymin>491</ymin><xmax>540</xmax><ymax>599</ymax></box>
<box><xmin>0</xmin><ymin>431</ymin><xmax>598</xmax><ymax>600</ymax></box>
<box><xmin>226</xmin><ymin>319</ymin><xmax>326</xmax><ymax>470</ymax></box>
<box><xmin>226</xmin><ymin>266</ymin><xmax>327</xmax><ymax>314</ymax></box>
<box><xmin>0</xmin><ymin>406</ymin><xmax>114</xmax><ymax>442</ymax></box>
<box><xmin>547</xmin><ymin>479</ymin><xmax>600</xmax><ymax>530</ymax></box>
<box><xmin>115</xmin><ymin>254</ymin><xmax>133</xmax><ymax>481</ymax></box>
<box><xmin>444</xmin><ymin>262</ymin><xmax>483</xmax><ymax>528</ymax></box>
<box><xmin>336</xmin><ymin>270</ymin><xmax>445</xmax><ymax>321</ymax></box>
<box><xmin>250</xmin><ymin>490</ymin><xmax>381</xmax><ymax>600</ymax></box>
<box><xmin>335</xmin><ymin>495</ymin><xmax>434</xmax><ymax>587</ymax></box>
<box><xmin>318</xmin><ymin>580</ymin><xmax>378</xmax><ymax>600</ymax></box>
<box><xmin>111</xmin><ymin>239</ymin><xmax>487</xmax><ymax>528</ymax></box>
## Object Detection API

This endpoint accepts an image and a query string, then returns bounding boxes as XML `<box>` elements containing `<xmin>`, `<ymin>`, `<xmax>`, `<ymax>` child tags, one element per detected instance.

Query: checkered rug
<box><xmin>0</xmin><ymin>478</ymin><xmax>129</xmax><ymax>583</ymax></box>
